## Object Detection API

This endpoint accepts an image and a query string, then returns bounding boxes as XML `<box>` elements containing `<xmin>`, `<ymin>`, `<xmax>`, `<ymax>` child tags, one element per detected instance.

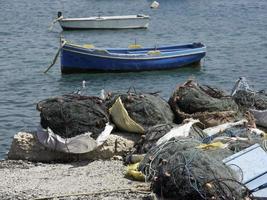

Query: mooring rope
<box><xmin>48</xmin><ymin>16</ymin><xmax>63</xmax><ymax>31</ymax></box>
<box><xmin>43</xmin><ymin>40</ymin><xmax>66</xmax><ymax>73</ymax></box>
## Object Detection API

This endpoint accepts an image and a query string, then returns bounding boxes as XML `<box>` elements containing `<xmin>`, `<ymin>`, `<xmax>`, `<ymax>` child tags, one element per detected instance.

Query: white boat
<box><xmin>57</xmin><ymin>12</ymin><xmax>150</xmax><ymax>30</ymax></box>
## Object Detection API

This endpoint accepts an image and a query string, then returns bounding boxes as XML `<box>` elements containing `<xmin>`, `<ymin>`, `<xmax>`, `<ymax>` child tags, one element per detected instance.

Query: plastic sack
<box><xmin>203</xmin><ymin>119</ymin><xmax>248</xmax><ymax>136</ymax></box>
<box><xmin>197</xmin><ymin>142</ymin><xmax>227</xmax><ymax>150</ymax></box>
<box><xmin>106</xmin><ymin>92</ymin><xmax>174</xmax><ymax>131</ymax></box>
<box><xmin>156</xmin><ymin>119</ymin><xmax>199</xmax><ymax>146</ymax></box>
<box><xmin>37</xmin><ymin>125</ymin><xmax>97</xmax><ymax>154</ymax></box>
<box><xmin>109</xmin><ymin>97</ymin><xmax>144</xmax><ymax>134</ymax></box>
<box><xmin>125</xmin><ymin>162</ymin><xmax>145</xmax><ymax>181</ymax></box>
<box><xmin>37</xmin><ymin>123</ymin><xmax>114</xmax><ymax>154</ymax></box>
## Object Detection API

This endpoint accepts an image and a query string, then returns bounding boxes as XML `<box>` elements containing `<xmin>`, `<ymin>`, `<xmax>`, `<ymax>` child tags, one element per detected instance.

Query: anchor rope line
<box><xmin>44</xmin><ymin>40</ymin><xmax>66</xmax><ymax>73</ymax></box>
<box><xmin>48</xmin><ymin>16</ymin><xmax>63</xmax><ymax>31</ymax></box>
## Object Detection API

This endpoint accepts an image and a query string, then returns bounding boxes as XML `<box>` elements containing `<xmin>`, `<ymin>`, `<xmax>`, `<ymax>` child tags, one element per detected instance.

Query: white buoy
<box><xmin>150</xmin><ymin>1</ymin><xmax>159</xmax><ymax>9</ymax></box>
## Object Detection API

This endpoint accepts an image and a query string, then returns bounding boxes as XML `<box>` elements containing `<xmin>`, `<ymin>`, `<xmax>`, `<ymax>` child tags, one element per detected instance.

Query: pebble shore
<box><xmin>0</xmin><ymin>160</ymin><xmax>150</xmax><ymax>200</ymax></box>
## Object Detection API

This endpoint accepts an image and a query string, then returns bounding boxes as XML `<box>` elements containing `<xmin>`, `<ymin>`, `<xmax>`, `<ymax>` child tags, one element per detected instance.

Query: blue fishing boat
<box><xmin>60</xmin><ymin>40</ymin><xmax>206</xmax><ymax>73</ymax></box>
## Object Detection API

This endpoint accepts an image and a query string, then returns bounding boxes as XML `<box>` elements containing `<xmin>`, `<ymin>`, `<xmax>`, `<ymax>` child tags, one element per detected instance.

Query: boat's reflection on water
<box><xmin>58</xmin><ymin>62</ymin><xmax>204</xmax><ymax>99</ymax></box>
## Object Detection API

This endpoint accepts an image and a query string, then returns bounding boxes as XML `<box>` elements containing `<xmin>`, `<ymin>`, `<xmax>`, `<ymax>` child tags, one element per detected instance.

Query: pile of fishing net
<box><xmin>135</xmin><ymin>120</ymin><xmax>205</xmax><ymax>153</ymax></box>
<box><xmin>134</xmin><ymin>123</ymin><xmax>174</xmax><ymax>153</ymax></box>
<box><xmin>106</xmin><ymin>92</ymin><xmax>174</xmax><ymax>134</ymax></box>
<box><xmin>232</xmin><ymin>77</ymin><xmax>267</xmax><ymax>128</ymax></box>
<box><xmin>37</xmin><ymin>94</ymin><xmax>109</xmax><ymax>139</ymax></box>
<box><xmin>232</xmin><ymin>77</ymin><xmax>267</xmax><ymax>110</ymax></box>
<box><xmin>233</xmin><ymin>90</ymin><xmax>267</xmax><ymax>110</ymax></box>
<box><xmin>139</xmin><ymin>138</ymin><xmax>248</xmax><ymax>200</ymax></box>
<box><xmin>169</xmin><ymin>80</ymin><xmax>241</xmax><ymax>127</ymax></box>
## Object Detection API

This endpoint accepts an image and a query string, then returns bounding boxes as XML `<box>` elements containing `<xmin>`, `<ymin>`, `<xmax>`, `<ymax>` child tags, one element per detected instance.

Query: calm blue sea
<box><xmin>0</xmin><ymin>0</ymin><xmax>266</xmax><ymax>159</ymax></box>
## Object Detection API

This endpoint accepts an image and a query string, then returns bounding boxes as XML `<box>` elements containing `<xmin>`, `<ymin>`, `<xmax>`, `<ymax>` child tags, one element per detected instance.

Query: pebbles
<box><xmin>0</xmin><ymin>160</ymin><xmax>150</xmax><ymax>200</ymax></box>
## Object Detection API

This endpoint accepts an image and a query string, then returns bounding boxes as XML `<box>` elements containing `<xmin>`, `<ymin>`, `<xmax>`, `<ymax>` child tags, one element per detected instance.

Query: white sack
<box><xmin>203</xmin><ymin>119</ymin><xmax>248</xmax><ymax>136</ymax></box>
<box><xmin>156</xmin><ymin>119</ymin><xmax>199</xmax><ymax>146</ymax></box>
<box><xmin>96</xmin><ymin>123</ymin><xmax>114</xmax><ymax>146</ymax></box>
<box><xmin>37</xmin><ymin>123</ymin><xmax>114</xmax><ymax>154</ymax></box>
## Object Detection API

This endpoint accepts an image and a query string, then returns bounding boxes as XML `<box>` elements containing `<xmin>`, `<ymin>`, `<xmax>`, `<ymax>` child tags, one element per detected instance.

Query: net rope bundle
<box><xmin>37</xmin><ymin>94</ymin><xmax>109</xmax><ymax>139</ymax></box>
<box><xmin>139</xmin><ymin>138</ymin><xmax>248</xmax><ymax>199</ymax></box>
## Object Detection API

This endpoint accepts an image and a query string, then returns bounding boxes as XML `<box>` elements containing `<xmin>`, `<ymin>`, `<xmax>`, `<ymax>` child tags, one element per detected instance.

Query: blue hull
<box><xmin>61</xmin><ymin>42</ymin><xmax>206</xmax><ymax>73</ymax></box>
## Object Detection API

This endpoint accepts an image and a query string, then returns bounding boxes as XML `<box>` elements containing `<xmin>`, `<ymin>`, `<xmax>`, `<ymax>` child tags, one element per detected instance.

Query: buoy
<box><xmin>150</xmin><ymin>1</ymin><xmax>159</xmax><ymax>9</ymax></box>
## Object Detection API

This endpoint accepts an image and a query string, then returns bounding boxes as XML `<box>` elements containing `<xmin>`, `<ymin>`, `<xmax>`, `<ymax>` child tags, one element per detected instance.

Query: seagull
<box><xmin>74</xmin><ymin>80</ymin><xmax>87</xmax><ymax>95</ymax></box>
<box><xmin>100</xmin><ymin>89</ymin><xmax>106</xmax><ymax>100</ymax></box>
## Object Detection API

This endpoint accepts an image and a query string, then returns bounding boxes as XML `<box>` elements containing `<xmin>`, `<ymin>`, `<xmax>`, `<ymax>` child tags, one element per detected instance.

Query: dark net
<box><xmin>135</xmin><ymin>123</ymin><xmax>174</xmax><ymax>154</ymax></box>
<box><xmin>233</xmin><ymin>90</ymin><xmax>267</xmax><ymax>110</ymax></box>
<box><xmin>106</xmin><ymin>92</ymin><xmax>174</xmax><ymax>130</ymax></box>
<box><xmin>169</xmin><ymin>80</ymin><xmax>241</xmax><ymax>126</ymax></box>
<box><xmin>136</xmin><ymin>123</ymin><xmax>206</xmax><ymax>154</ymax></box>
<box><xmin>139</xmin><ymin>138</ymin><xmax>247</xmax><ymax>200</ymax></box>
<box><xmin>37</xmin><ymin>94</ymin><xmax>109</xmax><ymax>139</ymax></box>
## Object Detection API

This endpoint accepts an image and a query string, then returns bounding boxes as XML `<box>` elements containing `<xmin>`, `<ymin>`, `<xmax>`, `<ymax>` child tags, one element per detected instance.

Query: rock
<box><xmin>112</xmin><ymin>155</ymin><xmax>123</xmax><ymax>161</ymax></box>
<box><xmin>7</xmin><ymin>132</ymin><xmax>58</xmax><ymax>162</ymax></box>
<box><xmin>84</xmin><ymin>132</ymin><xmax>140</xmax><ymax>160</ymax></box>
<box><xmin>8</xmin><ymin>132</ymin><xmax>140</xmax><ymax>162</ymax></box>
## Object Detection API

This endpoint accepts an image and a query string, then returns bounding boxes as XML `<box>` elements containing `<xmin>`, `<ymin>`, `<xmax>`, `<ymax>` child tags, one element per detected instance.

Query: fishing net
<box><xmin>231</xmin><ymin>77</ymin><xmax>267</xmax><ymax>128</ymax></box>
<box><xmin>106</xmin><ymin>92</ymin><xmax>174</xmax><ymax>131</ymax></box>
<box><xmin>136</xmin><ymin>123</ymin><xmax>206</xmax><ymax>153</ymax></box>
<box><xmin>169</xmin><ymin>80</ymin><xmax>241</xmax><ymax>127</ymax></box>
<box><xmin>233</xmin><ymin>90</ymin><xmax>267</xmax><ymax>110</ymax></box>
<box><xmin>135</xmin><ymin>123</ymin><xmax>174</xmax><ymax>153</ymax></box>
<box><xmin>139</xmin><ymin>138</ymin><xmax>247</xmax><ymax>199</ymax></box>
<box><xmin>37</xmin><ymin>94</ymin><xmax>109</xmax><ymax>139</ymax></box>
<box><xmin>231</xmin><ymin>77</ymin><xmax>267</xmax><ymax>110</ymax></box>
<box><xmin>206</xmin><ymin>126</ymin><xmax>264</xmax><ymax>153</ymax></box>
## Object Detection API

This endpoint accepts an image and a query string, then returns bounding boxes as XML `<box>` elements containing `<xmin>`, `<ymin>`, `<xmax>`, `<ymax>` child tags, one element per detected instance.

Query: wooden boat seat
<box><xmin>83</xmin><ymin>44</ymin><xmax>95</xmax><ymax>49</ymax></box>
<box><xmin>92</xmin><ymin>49</ymin><xmax>110</xmax><ymax>55</ymax></box>
<box><xmin>147</xmin><ymin>50</ymin><xmax>161</xmax><ymax>55</ymax></box>
<box><xmin>128</xmin><ymin>44</ymin><xmax>142</xmax><ymax>49</ymax></box>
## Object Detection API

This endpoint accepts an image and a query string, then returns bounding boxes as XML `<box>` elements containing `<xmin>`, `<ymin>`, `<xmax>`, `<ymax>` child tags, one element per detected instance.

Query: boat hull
<box><xmin>61</xmin><ymin>43</ymin><xmax>206</xmax><ymax>73</ymax></box>
<box><xmin>59</xmin><ymin>15</ymin><xmax>150</xmax><ymax>30</ymax></box>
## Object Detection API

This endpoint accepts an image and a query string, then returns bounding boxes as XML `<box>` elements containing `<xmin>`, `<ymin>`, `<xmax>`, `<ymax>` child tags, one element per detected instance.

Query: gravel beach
<box><xmin>0</xmin><ymin>160</ymin><xmax>151</xmax><ymax>200</ymax></box>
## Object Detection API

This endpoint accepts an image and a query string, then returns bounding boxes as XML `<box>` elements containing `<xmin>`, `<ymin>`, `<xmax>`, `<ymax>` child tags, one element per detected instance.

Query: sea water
<box><xmin>0</xmin><ymin>0</ymin><xmax>266</xmax><ymax>159</ymax></box>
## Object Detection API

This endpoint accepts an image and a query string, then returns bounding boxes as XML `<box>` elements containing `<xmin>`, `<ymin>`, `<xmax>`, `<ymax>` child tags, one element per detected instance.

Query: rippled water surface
<box><xmin>0</xmin><ymin>0</ymin><xmax>266</xmax><ymax>159</ymax></box>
